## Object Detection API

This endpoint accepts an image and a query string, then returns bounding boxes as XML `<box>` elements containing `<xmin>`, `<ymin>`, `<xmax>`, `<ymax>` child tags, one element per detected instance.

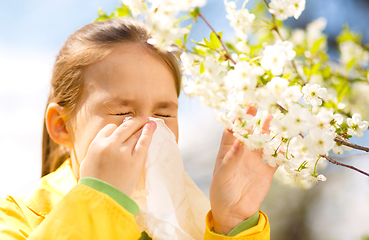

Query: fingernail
<box><xmin>232</xmin><ymin>140</ymin><xmax>240</xmax><ymax>151</ymax></box>
<box><xmin>144</xmin><ymin>121</ymin><xmax>154</xmax><ymax>130</ymax></box>
<box><xmin>141</xmin><ymin>115</ymin><xmax>149</xmax><ymax>121</ymax></box>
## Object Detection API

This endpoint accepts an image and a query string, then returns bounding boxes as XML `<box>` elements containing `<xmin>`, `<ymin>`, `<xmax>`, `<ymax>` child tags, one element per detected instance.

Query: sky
<box><xmin>1</xmin><ymin>1</ymin><xmax>369</xmax><ymax>238</ymax></box>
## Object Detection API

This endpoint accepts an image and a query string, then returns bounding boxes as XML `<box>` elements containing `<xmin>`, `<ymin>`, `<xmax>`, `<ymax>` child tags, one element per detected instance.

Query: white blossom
<box><xmin>262</xmin><ymin>147</ymin><xmax>286</xmax><ymax>167</ymax></box>
<box><xmin>224</xmin><ymin>0</ymin><xmax>255</xmax><ymax>41</ymax></box>
<box><xmin>347</xmin><ymin>113</ymin><xmax>369</xmax><ymax>137</ymax></box>
<box><xmin>180</xmin><ymin>52</ymin><xmax>200</xmax><ymax>76</ymax></box>
<box><xmin>288</xmin><ymin>0</ymin><xmax>306</xmax><ymax>19</ymax></box>
<box><xmin>122</xmin><ymin>0</ymin><xmax>146</xmax><ymax>16</ymax></box>
<box><xmin>236</xmin><ymin>41</ymin><xmax>250</xmax><ymax>53</ymax></box>
<box><xmin>281</xmin><ymin>85</ymin><xmax>303</xmax><ymax>106</ymax></box>
<box><xmin>202</xmin><ymin>56</ymin><xmax>224</xmax><ymax>84</ymax></box>
<box><xmin>269</xmin><ymin>0</ymin><xmax>306</xmax><ymax>21</ymax></box>
<box><xmin>266</xmin><ymin>77</ymin><xmax>289</xmax><ymax>97</ymax></box>
<box><xmin>289</xmin><ymin>135</ymin><xmax>311</xmax><ymax>158</ymax></box>
<box><xmin>340</xmin><ymin>40</ymin><xmax>369</xmax><ymax>66</ymax></box>
<box><xmin>306</xmin><ymin>17</ymin><xmax>327</xmax><ymax>48</ymax></box>
<box><xmin>302</xmin><ymin>83</ymin><xmax>327</xmax><ymax>106</ymax></box>
<box><xmin>332</xmin><ymin>144</ymin><xmax>352</xmax><ymax>154</ymax></box>
<box><xmin>261</xmin><ymin>40</ymin><xmax>296</xmax><ymax>75</ymax></box>
<box><xmin>269</xmin><ymin>0</ymin><xmax>294</xmax><ymax>21</ymax></box>
<box><xmin>333</xmin><ymin>113</ymin><xmax>343</xmax><ymax>125</ymax></box>
<box><xmin>306</xmin><ymin>128</ymin><xmax>335</xmax><ymax>155</ymax></box>
<box><xmin>270</xmin><ymin>104</ymin><xmax>312</xmax><ymax>137</ymax></box>
<box><xmin>145</xmin><ymin>9</ymin><xmax>189</xmax><ymax>51</ymax></box>
<box><xmin>225</xmin><ymin>61</ymin><xmax>263</xmax><ymax>103</ymax></box>
<box><xmin>255</xmin><ymin>87</ymin><xmax>279</xmax><ymax>113</ymax></box>
<box><xmin>314</xmin><ymin>110</ymin><xmax>333</xmax><ymax>130</ymax></box>
<box><xmin>291</xmin><ymin>28</ymin><xmax>305</xmax><ymax>46</ymax></box>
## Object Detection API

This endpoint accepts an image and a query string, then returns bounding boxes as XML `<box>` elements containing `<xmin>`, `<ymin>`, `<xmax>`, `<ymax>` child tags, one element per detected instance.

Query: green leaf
<box><xmin>115</xmin><ymin>4</ymin><xmax>130</xmax><ymax>17</ymax></box>
<box><xmin>251</xmin><ymin>1</ymin><xmax>266</xmax><ymax>16</ymax></box>
<box><xmin>346</xmin><ymin>58</ymin><xmax>356</xmax><ymax>72</ymax></box>
<box><xmin>225</xmin><ymin>42</ymin><xmax>238</xmax><ymax>53</ymax></box>
<box><xmin>94</xmin><ymin>7</ymin><xmax>110</xmax><ymax>22</ymax></box>
<box><xmin>174</xmin><ymin>38</ymin><xmax>182</xmax><ymax>46</ymax></box>
<box><xmin>191</xmin><ymin>39</ymin><xmax>211</xmax><ymax>49</ymax></box>
<box><xmin>311</xmin><ymin>62</ymin><xmax>320</xmax><ymax>75</ymax></box>
<box><xmin>303</xmin><ymin>66</ymin><xmax>310</xmax><ymax>77</ymax></box>
<box><xmin>311</xmin><ymin>37</ymin><xmax>326</xmax><ymax>54</ymax></box>
<box><xmin>337</xmin><ymin>25</ymin><xmax>362</xmax><ymax>44</ymax></box>
<box><xmin>97</xmin><ymin>7</ymin><xmax>108</xmax><ymax>18</ymax></box>
<box><xmin>190</xmin><ymin>7</ymin><xmax>200</xmax><ymax>19</ymax></box>
<box><xmin>322</xmin><ymin>100</ymin><xmax>337</xmax><ymax>110</ymax></box>
<box><xmin>204</xmin><ymin>37</ymin><xmax>215</xmax><ymax>49</ymax></box>
<box><xmin>336</xmin><ymin>83</ymin><xmax>350</xmax><ymax>102</ymax></box>
<box><xmin>321</xmin><ymin>66</ymin><xmax>332</xmax><ymax>78</ymax></box>
<box><xmin>177</xmin><ymin>14</ymin><xmax>193</xmax><ymax>23</ymax></box>
<box><xmin>282</xmin><ymin>73</ymin><xmax>291</xmax><ymax>80</ymax></box>
<box><xmin>192</xmin><ymin>47</ymin><xmax>207</xmax><ymax>56</ymax></box>
<box><xmin>210</xmin><ymin>31</ymin><xmax>221</xmax><ymax>49</ymax></box>
<box><xmin>200</xmin><ymin>61</ymin><xmax>205</xmax><ymax>74</ymax></box>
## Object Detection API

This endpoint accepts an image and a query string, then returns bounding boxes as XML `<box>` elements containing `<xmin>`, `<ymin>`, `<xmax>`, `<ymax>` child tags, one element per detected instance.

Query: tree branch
<box><xmin>334</xmin><ymin>135</ymin><xmax>369</xmax><ymax>153</ymax></box>
<box><xmin>262</xmin><ymin>0</ymin><xmax>306</xmax><ymax>84</ymax></box>
<box><xmin>198</xmin><ymin>12</ymin><xmax>237</xmax><ymax>65</ymax></box>
<box><xmin>320</xmin><ymin>155</ymin><xmax>369</xmax><ymax>177</ymax></box>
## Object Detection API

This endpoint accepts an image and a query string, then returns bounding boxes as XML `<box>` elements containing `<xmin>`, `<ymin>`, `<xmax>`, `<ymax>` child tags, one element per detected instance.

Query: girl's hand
<box><xmin>79</xmin><ymin>116</ymin><xmax>157</xmax><ymax>196</ymax></box>
<box><xmin>209</xmin><ymin>106</ymin><xmax>278</xmax><ymax>235</ymax></box>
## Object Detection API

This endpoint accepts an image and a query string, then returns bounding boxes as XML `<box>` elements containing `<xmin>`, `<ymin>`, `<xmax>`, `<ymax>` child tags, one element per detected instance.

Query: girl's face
<box><xmin>68</xmin><ymin>43</ymin><xmax>178</xmax><ymax>175</ymax></box>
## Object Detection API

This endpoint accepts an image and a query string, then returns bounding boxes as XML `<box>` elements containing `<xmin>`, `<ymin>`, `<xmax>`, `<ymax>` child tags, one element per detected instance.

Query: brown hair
<box><xmin>41</xmin><ymin>18</ymin><xmax>181</xmax><ymax>177</ymax></box>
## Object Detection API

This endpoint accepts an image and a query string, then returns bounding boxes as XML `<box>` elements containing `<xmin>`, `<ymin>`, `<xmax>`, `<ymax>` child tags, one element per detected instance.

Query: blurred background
<box><xmin>1</xmin><ymin>0</ymin><xmax>369</xmax><ymax>239</ymax></box>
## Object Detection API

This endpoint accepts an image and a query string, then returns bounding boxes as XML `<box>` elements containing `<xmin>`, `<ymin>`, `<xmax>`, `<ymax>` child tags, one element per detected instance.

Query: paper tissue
<box><xmin>128</xmin><ymin>117</ymin><xmax>210</xmax><ymax>240</ymax></box>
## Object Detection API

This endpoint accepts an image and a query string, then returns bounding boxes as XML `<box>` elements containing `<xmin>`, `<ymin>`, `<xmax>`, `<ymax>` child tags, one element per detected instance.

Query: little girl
<box><xmin>0</xmin><ymin>18</ymin><xmax>276</xmax><ymax>239</ymax></box>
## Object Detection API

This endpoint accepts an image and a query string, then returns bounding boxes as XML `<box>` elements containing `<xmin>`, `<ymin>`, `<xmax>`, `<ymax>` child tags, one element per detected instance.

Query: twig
<box><xmin>262</xmin><ymin>0</ymin><xmax>282</xmax><ymax>39</ymax></box>
<box><xmin>198</xmin><ymin>12</ymin><xmax>237</xmax><ymax>65</ymax></box>
<box><xmin>262</xmin><ymin>0</ymin><xmax>306</xmax><ymax>84</ymax></box>
<box><xmin>277</xmin><ymin>103</ymin><xmax>287</xmax><ymax>114</ymax></box>
<box><xmin>334</xmin><ymin>135</ymin><xmax>369</xmax><ymax>153</ymax></box>
<box><xmin>321</xmin><ymin>155</ymin><xmax>369</xmax><ymax>177</ymax></box>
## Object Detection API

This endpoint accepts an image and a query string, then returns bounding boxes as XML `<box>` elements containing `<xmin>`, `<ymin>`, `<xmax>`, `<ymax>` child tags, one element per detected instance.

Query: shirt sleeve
<box><xmin>210</xmin><ymin>211</ymin><xmax>260</xmax><ymax>237</ymax></box>
<box><xmin>204</xmin><ymin>210</ymin><xmax>270</xmax><ymax>240</ymax></box>
<box><xmin>28</xmin><ymin>183</ymin><xmax>142</xmax><ymax>239</ymax></box>
<box><xmin>78</xmin><ymin>177</ymin><xmax>139</xmax><ymax>217</ymax></box>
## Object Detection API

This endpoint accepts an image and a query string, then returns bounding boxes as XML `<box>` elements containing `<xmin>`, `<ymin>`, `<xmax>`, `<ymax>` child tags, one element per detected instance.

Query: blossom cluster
<box><xmin>224</xmin><ymin>0</ymin><xmax>255</xmax><ymax>41</ymax></box>
<box><xmin>114</xmin><ymin>0</ymin><xmax>369</xmax><ymax>187</ymax></box>
<box><xmin>269</xmin><ymin>0</ymin><xmax>306</xmax><ymax>21</ymax></box>
<box><xmin>122</xmin><ymin>0</ymin><xmax>207</xmax><ymax>51</ymax></box>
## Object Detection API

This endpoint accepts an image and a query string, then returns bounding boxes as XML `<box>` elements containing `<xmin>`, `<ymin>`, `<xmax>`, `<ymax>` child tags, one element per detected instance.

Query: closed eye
<box><xmin>114</xmin><ymin>112</ymin><xmax>132</xmax><ymax>116</ymax></box>
<box><xmin>155</xmin><ymin>114</ymin><xmax>172</xmax><ymax>118</ymax></box>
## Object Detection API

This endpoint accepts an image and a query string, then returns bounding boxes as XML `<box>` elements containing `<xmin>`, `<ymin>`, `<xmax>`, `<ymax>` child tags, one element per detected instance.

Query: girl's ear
<box><xmin>46</xmin><ymin>103</ymin><xmax>72</xmax><ymax>146</ymax></box>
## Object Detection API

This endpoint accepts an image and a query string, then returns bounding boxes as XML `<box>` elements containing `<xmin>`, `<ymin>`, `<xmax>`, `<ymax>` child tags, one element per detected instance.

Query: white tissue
<box><xmin>129</xmin><ymin>118</ymin><xmax>210</xmax><ymax>240</ymax></box>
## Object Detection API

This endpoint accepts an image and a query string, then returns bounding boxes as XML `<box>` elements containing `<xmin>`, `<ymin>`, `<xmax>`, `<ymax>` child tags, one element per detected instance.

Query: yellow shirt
<box><xmin>0</xmin><ymin>160</ymin><xmax>270</xmax><ymax>239</ymax></box>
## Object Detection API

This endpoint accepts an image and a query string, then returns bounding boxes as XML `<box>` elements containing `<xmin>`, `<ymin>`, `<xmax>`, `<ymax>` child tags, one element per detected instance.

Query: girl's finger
<box><xmin>245</xmin><ymin>105</ymin><xmax>258</xmax><ymax>116</ymax></box>
<box><xmin>260</xmin><ymin>114</ymin><xmax>273</xmax><ymax>134</ymax></box>
<box><xmin>214</xmin><ymin>129</ymin><xmax>237</xmax><ymax>174</ymax></box>
<box><xmin>94</xmin><ymin>123</ymin><xmax>117</xmax><ymax>139</ymax></box>
<box><xmin>123</xmin><ymin>128</ymin><xmax>143</xmax><ymax>148</ymax></box>
<box><xmin>110</xmin><ymin>116</ymin><xmax>148</xmax><ymax>142</ymax></box>
<box><xmin>133</xmin><ymin>121</ymin><xmax>157</xmax><ymax>159</ymax></box>
<box><xmin>215</xmin><ymin>140</ymin><xmax>244</xmax><ymax>178</ymax></box>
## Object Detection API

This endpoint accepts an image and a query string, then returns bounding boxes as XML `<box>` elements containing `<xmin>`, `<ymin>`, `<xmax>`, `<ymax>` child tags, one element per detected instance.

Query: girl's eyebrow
<box><xmin>102</xmin><ymin>98</ymin><xmax>178</xmax><ymax>109</ymax></box>
<box><xmin>102</xmin><ymin>98</ymin><xmax>134</xmax><ymax>107</ymax></box>
<box><xmin>154</xmin><ymin>101</ymin><xmax>178</xmax><ymax>110</ymax></box>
